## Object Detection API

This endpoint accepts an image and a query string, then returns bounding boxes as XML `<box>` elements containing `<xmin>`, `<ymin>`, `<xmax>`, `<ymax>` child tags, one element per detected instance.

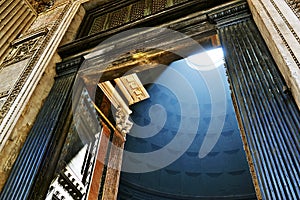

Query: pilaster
<box><xmin>0</xmin><ymin>57</ymin><xmax>84</xmax><ymax>200</ymax></box>
<box><xmin>0</xmin><ymin>0</ymin><xmax>86</xmax><ymax>192</ymax></box>
<box><xmin>247</xmin><ymin>0</ymin><xmax>300</xmax><ymax>110</ymax></box>
<box><xmin>210</xmin><ymin>3</ymin><xmax>300</xmax><ymax>199</ymax></box>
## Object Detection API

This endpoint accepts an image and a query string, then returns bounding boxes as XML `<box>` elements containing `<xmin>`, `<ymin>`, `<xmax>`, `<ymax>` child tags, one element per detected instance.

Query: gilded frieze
<box><xmin>87</xmin><ymin>0</ymin><xmax>195</xmax><ymax>36</ymax></box>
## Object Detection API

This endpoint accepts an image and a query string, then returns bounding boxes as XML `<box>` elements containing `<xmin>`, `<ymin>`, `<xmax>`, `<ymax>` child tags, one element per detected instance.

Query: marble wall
<box><xmin>248</xmin><ymin>0</ymin><xmax>300</xmax><ymax>109</ymax></box>
<box><xmin>0</xmin><ymin>0</ymin><xmax>85</xmax><ymax>192</ymax></box>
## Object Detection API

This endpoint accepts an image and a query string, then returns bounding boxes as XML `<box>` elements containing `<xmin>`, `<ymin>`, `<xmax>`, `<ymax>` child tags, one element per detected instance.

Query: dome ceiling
<box><xmin>118</xmin><ymin>50</ymin><xmax>256</xmax><ymax>199</ymax></box>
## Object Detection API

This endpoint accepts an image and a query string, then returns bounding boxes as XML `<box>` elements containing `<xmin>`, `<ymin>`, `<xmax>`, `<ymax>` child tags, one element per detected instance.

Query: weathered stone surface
<box><xmin>0</xmin><ymin>97</ymin><xmax>8</xmax><ymax>110</ymax></box>
<box><xmin>27</xmin><ymin>0</ymin><xmax>55</xmax><ymax>13</ymax></box>
<box><xmin>0</xmin><ymin>0</ymin><xmax>37</xmax><ymax>65</ymax></box>
<box><xmin>248</xmin><ymin>0</ymin><xmax>300</xmax><ymax>110</ymax></box>
<box><xmin>27</xmin><ymin>4</ymin><xmax>65</xmax><ymax>32</ymax></box>
<box><xmin>59</xmin><ymin>5</ymin><xmax>86</xmax><ymax>46</ymax></box>
<box><xmin>284</xmin><ymin>0</ymin><xmax>300</xmax><ymax>19</ymax></box>
<box><xmin>0</xmin><ymin>0</ymin><xmax>74</xmax><ymax>152</ymax></box>
<box><xmin>0</xmin><ymin>59</ymin><xmax>29</xmax><ymax>97</ymax></box>
<box><xmin>87</xmin><ymin>124</ymin><xmax>111</xmax><ymax>200</ymax></box>
<box><xmin>0</xmin><ymin>53</ymin><xmax>59</xmax><ymax>192</ymax></box>
<box><xmin>101</xmin><ymin>135</ymin><xmax>124</xmax><ymax>200</ymax></box>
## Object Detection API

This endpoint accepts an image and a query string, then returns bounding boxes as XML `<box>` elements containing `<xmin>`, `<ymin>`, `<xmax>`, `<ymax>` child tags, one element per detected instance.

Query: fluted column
<box><xmin>0</xmin><ymin>1</ymin><xmax>86</xmax><ymax>192</ymax></box>
<box><xmin>0</xmin><ymin>57</ymin><xmax>84</xmax><ymax>200</ymax></box>
<box><xmin>217</xmin><ymin>17</ymin><xmax>300</xmax><ymax>200</ymax></box>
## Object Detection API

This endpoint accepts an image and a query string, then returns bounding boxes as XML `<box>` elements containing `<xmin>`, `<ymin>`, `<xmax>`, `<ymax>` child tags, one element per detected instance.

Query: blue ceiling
<box><xmin>118</xmin><ymin>50</ymin><xmax>256</xmax><ymax>199</ymax></box>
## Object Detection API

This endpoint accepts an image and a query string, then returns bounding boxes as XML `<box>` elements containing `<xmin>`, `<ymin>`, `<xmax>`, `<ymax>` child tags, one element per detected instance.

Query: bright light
<box><xmin>185</xmin><ymin>48</ymin><xmax>225</xmax><ymax>71</ymax></box>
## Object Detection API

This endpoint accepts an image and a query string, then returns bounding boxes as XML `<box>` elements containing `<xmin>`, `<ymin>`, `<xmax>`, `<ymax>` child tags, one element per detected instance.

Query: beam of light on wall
<box><xmin>185</xmin><ymin>47</ymin><xmax>225</xmax><ymax>71</ymax></box>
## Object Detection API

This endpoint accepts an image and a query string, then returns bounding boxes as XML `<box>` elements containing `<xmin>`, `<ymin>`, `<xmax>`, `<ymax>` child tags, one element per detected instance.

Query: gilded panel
<box><xmin>152</xmin><ymin>0</ymin><xmax>168</xmax><ymax>14</ymax></box>
<box><xmin>87</xmin><ymin>0</ymin><xmax>193</xmax><ymax>36</ymax></box>
<box><xmin>130</xmin><ymin>0</ymin><xmax>146</xmax><ymax>21</ymax></box>
<box><xmin>108</xmin><ymin>7</ymin><xmax>130</xmax><ymax>29</ymax></box>
<box><xmin>89</xmin><ymin>14</ymin><xmax>107</xmax><ymax>35</ymax></box>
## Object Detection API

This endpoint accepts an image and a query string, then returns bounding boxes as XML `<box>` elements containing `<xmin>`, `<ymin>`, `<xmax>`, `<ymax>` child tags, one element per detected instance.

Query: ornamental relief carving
<box><xmin>257</xmin><ymin>0</ymin><xmax>300</xmax><ymax>68</ymax></box>
<box><xmin>115</xmin><ymin>74</ymin><xmax>150</xmax><ymax>105</ymax></box>
<box><xmin>3</xmin><ymin>37</ymin><xmax>42</xmax><ymax>66</ymax></box>
<box><xmin>0</xmin><ymin>4</ymin><xmax>71</xmax><ymax>144</ymax></box>
<box><xmin>27</xmin><ymin>0</ymin><xmax>55</xmax><ymax>13</ymax></box>
<box><xmin>2</xmin><ymin>28</ymin><xmax>48</xmax><ymax>68</ymax></box>
<box><xmin>0</xmin><ymin>91</ymin><xmax>9</xmax><ymax>99</ymax></box>
<box><xmin>0</xmin><ymin>31</ymin><xmax>46</xmax><ymax>120</ymax></box>
<box><xmin>87</xmin><ymin>0</ymin><xmax>196</xmax><ymax>36</ymax></box>
<box><xmin>115</xmin><ymin>106</ymin><xmax>133</xmax><ymax>137</ymax></box>
<box><xmin>0</xmin><ymin>91</ymin><xmax>9</xmax><ymax>110</ymax></box>
<box><xmin>285</xmin><ymin>0</ymin><xmax>300</xmax><ymax>19</ymax></box>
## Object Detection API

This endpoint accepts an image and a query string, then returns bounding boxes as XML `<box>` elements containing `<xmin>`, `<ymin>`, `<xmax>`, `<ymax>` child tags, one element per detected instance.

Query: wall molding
<box><xmin>284</xmin><ymin>0</ymin><xmax>300</xmax><ymax>19</ymax></box>
<box><xmin>0</xmin><ymin>0</ymin><xmax>84</xmax><ymax>153</ymax></box>
<box><xmin>247</xmin><ymin>0</ymin><xmax>300</xmax><ymax>110</ymax></box>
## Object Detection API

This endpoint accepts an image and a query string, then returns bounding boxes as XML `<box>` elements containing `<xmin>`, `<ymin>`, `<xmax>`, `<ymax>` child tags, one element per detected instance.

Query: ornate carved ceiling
<box><xmin>27</xmin><ymin>0</ymin><xmax>55</xmax><ymax>13</ymax></box>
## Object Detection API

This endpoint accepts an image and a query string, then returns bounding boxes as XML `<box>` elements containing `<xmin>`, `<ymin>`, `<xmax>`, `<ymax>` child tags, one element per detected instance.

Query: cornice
<box><xmin>12</xmin><ymin>28</ymin><xmax>49</xmax><ymax>47</ymax></box>
<box><xmin>56</xmin><ymin>56</ymin><xmax>84</xmax><ymax>76</ymax></box>
<box><xmin>207</xmin><ymin>0</ymin><xmax>250</xmax><ymax>26</ymax></box>
<box><xmin>58</xmin><ymin>0</ymin><xmax>231</xmax><ymax>58</ymax></box>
